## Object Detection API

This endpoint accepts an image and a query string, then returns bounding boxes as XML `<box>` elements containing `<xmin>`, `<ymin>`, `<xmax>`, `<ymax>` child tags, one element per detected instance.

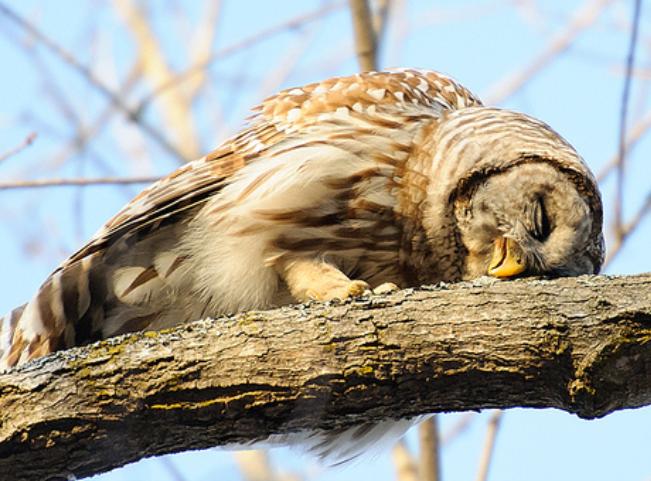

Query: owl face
<box><xmin>455</xmin><ymin>161</ymin><xmax>601</xmax><ymax>280</ymax></box>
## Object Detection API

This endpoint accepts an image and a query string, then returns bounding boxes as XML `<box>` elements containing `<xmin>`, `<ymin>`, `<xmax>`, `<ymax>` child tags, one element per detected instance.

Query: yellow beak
<box><xmin>488</xmin><ymin>237</ymin><xmax>526</xmax><ymax>278</ymax></box>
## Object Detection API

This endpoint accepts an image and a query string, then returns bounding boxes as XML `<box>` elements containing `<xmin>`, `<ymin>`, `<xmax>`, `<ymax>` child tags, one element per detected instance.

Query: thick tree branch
<box><xmin>1</xmin><ymin>274</ymin><xmax>651</xmax><ymax>480</ymax></box>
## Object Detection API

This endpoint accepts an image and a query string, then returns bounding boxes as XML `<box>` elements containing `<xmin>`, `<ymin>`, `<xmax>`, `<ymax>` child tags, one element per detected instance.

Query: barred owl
<box><xmin>0</xmin><ymin>69</ymin><xmax>603</xmax><ymax>462</ymax></box>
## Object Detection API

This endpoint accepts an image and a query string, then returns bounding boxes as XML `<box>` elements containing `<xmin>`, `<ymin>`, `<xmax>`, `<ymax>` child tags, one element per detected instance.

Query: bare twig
<box><xmin>604</xmin><ymin>190</ymin><xmax>651</xmax><ymax>268</ymax></box>
<box><xmin>484</xmin><ymin>0</ymin><xmax>615</xmax><ymax>105</ymax></box>
<box><xmin>419</xmin><ymin>416</ymin><xmax>441</xmax><ymax>481</ymax></box>
<box><xmin>392</xmin><ymin>441</ymin><xmax>419</xmax><ymax>481</ymax></box>
<box><xmin>474</xmin><ymin>410</ymin><xmax>503</xmax><ymax>481</ymax></box>
<box><xmin>613</xmin><ymin>0</ymin><xmax>642</xmax><ymax>239</ymax></box>
<box><xmin>159</xmin><ymin>456</ymin><xmax>188</xmax><ymax>481</ymax></box>
<box><xmin>414</xmin><ymin>2</ymin><xmax>507</xmax><ymax>29</ymax></box>
<box><xmin>137</xmin><ymin>2</ymin><xmax>344</xmax><ymax>110</ymax></box>
<box><xmin>0</xmin><ymin>176</ymin><xmax>161</xmax><ymax>190</ymax></box>
<box><xmin>349</xmin><ymin>0</ymin><xmax>378</xmax><ymax>71</ymax></box>
<box><xmin>0</xmin><ymin>132</ymin><xmax>37</xmax><ymax>163</ymax></box>
<box><xmin>10</xmin><ymin>36</ymin><xmax>142</xmax><ymax>177</ymax></box>
<box><xmin>113</xmin><ymin>0</ymin><xmax>201</xmax><ymax>160</ymax></box>
<box><xmin>596</xmin><ymin>107</ymin><xmax>651</xmax><ymax>182</ymax></box>
<box><xmin>373</xmin><ymin>0</ymin><xmax>391</xmax><ymax>47</ymax></box>
<box><xmin>185</xmin><ymin>0</ymin><xmax>222</xmax><ymax>101</ymax></box>
<box><xmin>0</xmin><ymin>2</ymin><xmax>188</xmax><ymax>162</ymax></box>
<box><xmin>233</xmin><ymin>450</ymin><xmax>276</xmax><ymax>481</ymax></box>
<box><xmin>254</xmin><ymin>28</ymin><xmax>317</xmax><ymax>102</ymax></box>
<box><xmin>441</xmin><ymin>413</ymin><xmax>477</xmax><ymax>445</ymax></box>
<box><xmin>391</xmin><ymin>413</ymin><xmax>476</xmax><ymax>481</ymax></box>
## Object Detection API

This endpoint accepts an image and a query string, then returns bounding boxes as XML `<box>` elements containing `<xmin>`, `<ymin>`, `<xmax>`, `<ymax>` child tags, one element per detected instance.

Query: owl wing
<box><xmin>0</xmin><ymin>69</ymin><xmax>482</xmax><ymax>369</ymax></box>
<box><xmin>71</xmin><ymin>68</ymin><xmax>482</xmax><ymax>265</ymax></box>
<box><xmin>65</xmin><ymin>147</ymin><xmax>239</xmax><ymax>266</ymax></box>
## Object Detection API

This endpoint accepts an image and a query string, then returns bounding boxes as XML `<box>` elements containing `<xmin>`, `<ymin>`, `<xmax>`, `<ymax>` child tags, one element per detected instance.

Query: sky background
<box><xmin>1</xmin><ymin>1</ymin><xmax>650</xmax><ymax>480</ymax></box>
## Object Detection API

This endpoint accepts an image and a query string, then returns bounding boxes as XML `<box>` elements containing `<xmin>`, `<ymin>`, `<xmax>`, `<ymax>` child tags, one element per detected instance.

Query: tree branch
<box><xmin>474</xmin><ymin>410</ymin><xmax>503</xmax><ymax>481</ymax></box>
<box><xmin>418</xmin><ymin>416</ymin><xmax>441</xmax><ymax>481</ymax></box>
<box><xmin>349</xmin><ymin>0</ymin><xmax>378</xmax><ymax>71</ymax></box>
<box><xmin>0</xmin><ymin>2</ymin><xmax>188</xmax><ymax>162</ymax></box>
<box><xmin>0</xmin><ymin>176</ymin><xmax>161</xmax><ymax>190</ymax></box>
<box><xmin>0</xmin><ymin>132</ymin><xmax>37</xmax><ymax>164</ymax></box>
<box><xmin>484</xmin><ymin>0</ymin><xmax>614</xmax><ymax>105</ymax></box>
<box><xmin>113</xmin><ymin>0</ymin><xmax>202</xmax><ymax>160</ymax></box>
<box><xmin>1</xmin><ymin>274</ymin><xmax>651</xmax><ymax>480</ymax></box>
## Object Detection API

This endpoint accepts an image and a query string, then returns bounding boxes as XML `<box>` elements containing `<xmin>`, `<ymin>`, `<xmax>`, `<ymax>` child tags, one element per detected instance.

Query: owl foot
<box><xmin>276</xmin><ymin>257</ymin><xmax>370</xmax><ymax>303</ymax></box>
<box><xmin>372</xmin><ymin>282</ymin><xmax>400</xmax><ymax>295</ymax></box>
<box><xmin>306</xmin><ymin>279</ymin><xmax>371</xmax><ymax>301</ymax></box>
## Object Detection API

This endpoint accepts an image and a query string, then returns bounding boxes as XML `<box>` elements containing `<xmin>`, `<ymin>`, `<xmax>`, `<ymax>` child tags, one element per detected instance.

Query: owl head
<box><xmin>437</xmin><ymin>107</ymin><xmax>604</xmax><ymax>280</ymax></box>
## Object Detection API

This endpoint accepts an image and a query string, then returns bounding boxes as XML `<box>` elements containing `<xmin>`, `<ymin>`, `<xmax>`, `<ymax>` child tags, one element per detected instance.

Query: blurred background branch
<box><xmin>0</xmin><ymin>2</ymin><xmax>188</xmax><ymax>162</ymax></box>
<box><xmin>113</xmin><ymin>0</ymin><xmax>202</xmax><ymax>160</ymax></box>
<box><xmin>349</xmin><ymin>0</ymin><xmax>378</xmax><ymax>71</ymax></box>
<box><xmin>612</xmin><ymin>0</ymin><xmax>643</xmax><ymax>262</ymax></box>
<box><xmin>0</xmin><ymin>176</ymin><xmax>161</xmax><ymax>189</ymax></box>
<box><xmin>485</xmin><ymin>0</ymin><xmax>615</xmax><ymax>104</ymax></box>
<box><xmin>0</xmin><ymin>132</ymin><xmax>37</xmax><ymax>163</ymax></box>
<box><xmin>474</xmin><ymin>411</ymin><xmax>503</xmax><ymax>481</ymax></box>
<box><xmin>418</xmin><ymin>417</ymin><xmax>441</xmax><ymax>481</ymax></box>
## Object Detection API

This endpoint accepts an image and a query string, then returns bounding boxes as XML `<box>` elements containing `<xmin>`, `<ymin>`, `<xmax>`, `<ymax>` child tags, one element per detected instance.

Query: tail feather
<box><xmin>0</xmin><ymin>245</ymin><xmax>121</xmax><ymax>369</ymax></box>
<box><xmin>0</xmin><ymin>230</ymin><xmax>191</xmax><ymax>370</ymax></box>
<box><xmin>0</xmin><ymin>304</ymin><xmax>26</xmax><ymax>368</ymax></box>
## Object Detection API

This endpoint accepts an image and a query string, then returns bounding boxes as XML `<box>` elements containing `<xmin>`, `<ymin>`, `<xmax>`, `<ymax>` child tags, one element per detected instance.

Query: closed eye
<box><xmin>532</xmin><ymin>196</ymin><xmax>551</xmax><ymax>241</ymax></box>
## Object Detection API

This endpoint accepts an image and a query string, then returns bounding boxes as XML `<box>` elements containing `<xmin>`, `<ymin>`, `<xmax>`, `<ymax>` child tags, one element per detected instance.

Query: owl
<box><xmin>0</xmin><ymin>69</ymin><xmax>604</xmax><ymax>462</ymax></box>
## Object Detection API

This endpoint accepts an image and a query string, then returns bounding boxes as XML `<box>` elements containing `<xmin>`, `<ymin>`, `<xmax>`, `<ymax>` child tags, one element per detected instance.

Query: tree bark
<box><xmin>1</xmin><ymin>274</ymin><xmax>650</xmax><ymax>481</ymax></box>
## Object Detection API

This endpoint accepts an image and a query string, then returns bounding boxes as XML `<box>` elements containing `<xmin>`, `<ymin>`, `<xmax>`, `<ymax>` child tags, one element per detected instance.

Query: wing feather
<box><xmin>69</xmin><ymin>68</ymin><xmax>482</xmax><ymax>265</ymax></box>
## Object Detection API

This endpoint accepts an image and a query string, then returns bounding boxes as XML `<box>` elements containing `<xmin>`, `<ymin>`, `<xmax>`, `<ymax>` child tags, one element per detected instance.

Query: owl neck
<box><xmin>393</xmin><ymin>119</ymin><xmax>467</xmax><ymax>285</ymax></box>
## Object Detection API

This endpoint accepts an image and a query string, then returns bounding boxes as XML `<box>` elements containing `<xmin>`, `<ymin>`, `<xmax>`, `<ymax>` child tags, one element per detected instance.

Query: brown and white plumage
<box><xmin>0</xmin><ymin>68</ymin><xmax>603</xmax><ymax>461</ymax></box>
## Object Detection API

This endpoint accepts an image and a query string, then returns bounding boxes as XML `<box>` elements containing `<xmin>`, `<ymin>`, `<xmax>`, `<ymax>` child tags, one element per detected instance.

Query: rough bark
<box><xmin>1</xmin><ymin>274</ymin><xmax>650</xmax><ymax>481</ymax></box>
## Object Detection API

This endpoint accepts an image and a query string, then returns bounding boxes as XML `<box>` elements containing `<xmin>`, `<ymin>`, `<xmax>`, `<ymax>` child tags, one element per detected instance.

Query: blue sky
<box><xmin>1</xmin><ymin>1</ymin><xmax>650</xmax><ymax>480</ymax></box>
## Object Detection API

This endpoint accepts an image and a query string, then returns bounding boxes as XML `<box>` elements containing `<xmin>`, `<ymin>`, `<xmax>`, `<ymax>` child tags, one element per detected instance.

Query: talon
<box><xmin>305</xmin><ymin>289</ymin><xmax>321</xmax><ymax>301</ymax></box>
<box><xmin>373</xmin><ymin>282</ymin><xmax>399</xmax><ymax>295</ymax></box>
<box><xmin>346</xmin><ymin>280</ymin><xmax>370</xmax><ymax>298</ymax></box>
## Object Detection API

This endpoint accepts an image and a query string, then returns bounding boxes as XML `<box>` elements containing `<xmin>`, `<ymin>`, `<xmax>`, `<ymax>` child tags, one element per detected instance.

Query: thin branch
<box><xmin>0</xmin><ymin>176</ymin><xmax>161</xmax><ymax>190</ymax></box>
<box><xmin>31</xmin><ymin>58</ymin><xmax>147</xmax><ymax>183</ymax></box>
<box><xmin>0</xmin><ymin>132</ymin><xmax>37</xmax><ymax>163</ymax></box>
<box><xmin>613</xmin><ymin>0</ymin><xmax>642</xmax><ymax>239</ymax></box>
<box><xmin>254</xmin><ymin>28</ymin><xmax>317</xmax><ymax>102</ymax></box>
<box><xmin>137</xmin><ymin>2</ymin><xmax>344</xmax><ymax>111</ymax></box>
<box><xmin>604</xmin><ymin>190</ymin><xmax>651</xmax><ymax>268</ymax></box>
<box><xmin>392</xmin><ymin>412</ymin><xmax>477</xmax><ymax>481</ymax></box>
<box><xmin>474</xmin><ymin>411</ymin><xmax>503</xmax><ymax>481</ymax></box>
<box><xmin>418</xmin><ymin>416</ymin><xmax>441</xmax><ymax>481</ymax></box>
<box><xmin>0</xmin><ymin>2</ymin><xmax>188</xmax><ymax>162</ymax></box>
<box><xmin>440</xmin><ymin>413</ymin><xmax>476</xmax><ymax>445</ymax></box>
<box><xmin>233</xmin><ymin>450</ymin><xmax>277</xmax><ymax>481</ymax></box>
<box><xmin>596</xmin><ymin>107</ymin><xmax>651</xmax><ymax>183</ymax></box>
<box><xmin>185</xmin><ymin>0</ymin><xmax>222</xmax><ymax>102</ymax></box>
<box><xmin>392</xmin><ymin>441</ymin><xmax>419</xmax><ymax>481</ymax></box>
<box><xmin>113</xmin><ymin>0</ymin><xmax>201</xmax><ymax>160</ymax></box>
<box><xmin>349</xmin><ymin>0</ymin><xmax>378</xmax><ymax>71</ymax></box>
<box><xmin>159</xmin><ymin>457</ymin><xmax>188</xmax><ymax>481</ymax></box>
<box><xmin>414</xmin><ymin>2</ymin><xmax>507</xmax><ymax>29</ymax></box>
<box><xmin>5</xmin><ymin>24</ymin><xmax>143</xmax><ymax>179</ymax></box>
<box><xmin>484</xmin><ymin>0</ymin><xmax>615</xmax><ymax>105</ymax></box>
<box><xmin>373</xmin><ymin>0</ymin><xmax>391</xmax><ymax>43</ymax></box>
